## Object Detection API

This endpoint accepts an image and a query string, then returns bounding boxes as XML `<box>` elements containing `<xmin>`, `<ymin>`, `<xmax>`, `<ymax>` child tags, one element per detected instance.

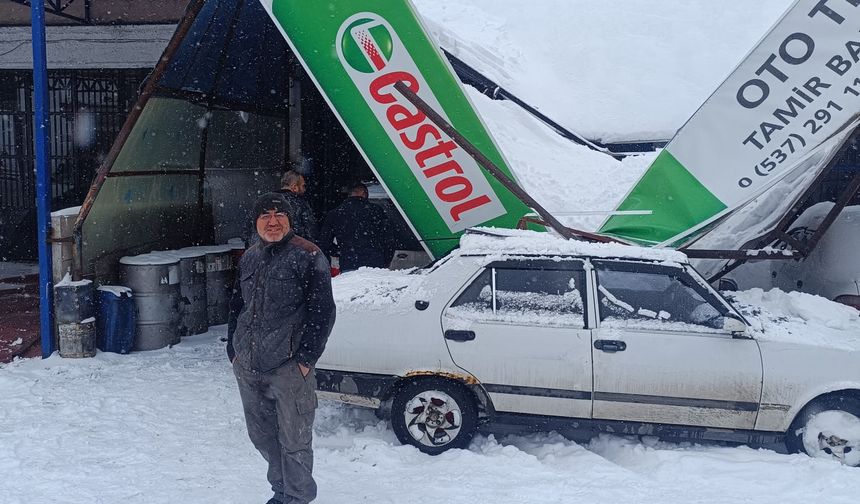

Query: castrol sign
<box><xmin>336</xmin><ymin>14</ymin><xmax>505</xmax><ymax>232</ymax></box>
<box><xmin>259</xmin><ymin>0</ymin><xmax>533</xmax><ymax>257</ymax></box>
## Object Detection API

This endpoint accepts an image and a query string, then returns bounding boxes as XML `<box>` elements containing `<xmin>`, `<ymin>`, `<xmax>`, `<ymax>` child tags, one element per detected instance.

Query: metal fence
<box><xmin>0</xmin><ymin>69</ymin><xmax>148</xmax><ymax>210</ymax></box>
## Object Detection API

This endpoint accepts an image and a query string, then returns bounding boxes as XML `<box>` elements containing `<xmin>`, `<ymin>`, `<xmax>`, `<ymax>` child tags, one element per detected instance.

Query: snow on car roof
<box><xmin>456</xmin><ymin>228</ymin><xmax>689</xmax><ymax>263</ymax></box>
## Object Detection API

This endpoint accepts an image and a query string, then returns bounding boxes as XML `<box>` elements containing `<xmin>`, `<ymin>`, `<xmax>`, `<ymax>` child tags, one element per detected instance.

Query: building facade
<box><xmin>0</xmin><ymin>0</ymin><xmax>186</xmax><ymax>259</ymax></box>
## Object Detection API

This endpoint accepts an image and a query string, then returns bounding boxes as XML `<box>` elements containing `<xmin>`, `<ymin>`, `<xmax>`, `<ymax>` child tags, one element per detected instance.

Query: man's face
<box><xmin>290</xmin><ymin>176</ymin><xmax>306</xmax><ymax>195</ymax></box>
<box><xmin>256</xmin><ymin>209</ymin><xmax>291</xmax><ymax>242</ymax></box>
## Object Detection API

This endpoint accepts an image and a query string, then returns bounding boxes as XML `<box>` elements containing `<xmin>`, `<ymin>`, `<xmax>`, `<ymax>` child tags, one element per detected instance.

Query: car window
<box><xmin>450</xmin><ymin>269</ymin><xmax>493</xmax><ymax>313</ymax></box>
<box><xmin>596</xmin><ymin>267</ymin><xmax>723</xmax><ymax>332</ymax></box>
<box><xmin>449</xmin><ymin>267</ymin><xmax>586</xmax><ymax>328</ymax></box>
<box><xmin>495</xmin><ymin>269</ymin><xmax>585</xmax><ymax>327</ymax></box>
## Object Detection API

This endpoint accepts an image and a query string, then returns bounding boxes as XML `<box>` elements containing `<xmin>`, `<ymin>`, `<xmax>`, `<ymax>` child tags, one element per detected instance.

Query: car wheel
<box><xmin>390</xmin><ymin>377</ymin><xmax>478</xmax><ymax>455</ymax></box>
<box><xmin>786</xmin><ymin>395</ymin><xmax>860</xmax><ymax>467</ymax></box>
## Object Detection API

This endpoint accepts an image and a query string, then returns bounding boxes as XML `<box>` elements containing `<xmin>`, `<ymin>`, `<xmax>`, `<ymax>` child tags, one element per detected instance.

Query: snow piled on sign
<box><xmin>729</xmin><ymin>288</ymin><xmax>860</xmax><ymax>350</ymax></box>
<box><xmin>465</xmin><ymin>87</ymin><xmax>655</xmax><ymax>231</ymax></box>
<box><xmin>414</xmin><ymin>0</ymin><xmax>794</xmax><ymax>142</ymax></box>
<box><xmin>3</xmin><ymin>329</ymin><xmax>860</xmax><ymax>503</ymax></box>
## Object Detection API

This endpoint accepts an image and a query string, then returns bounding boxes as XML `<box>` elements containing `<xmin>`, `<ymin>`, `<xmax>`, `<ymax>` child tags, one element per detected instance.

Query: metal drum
<box><xmin>180</xmin><ymin>245</ymin><xmax>233</xmax><ymax>326</ymax></box>
<box><xmin>159</xmin><ymin>249</ymin><xmax>208</xmax><ymax>336</ymax></box>
<box><xmin>119</xmin><ymin>253</ymin><xmax>181</xmax><ymax>351</ymax></box>
<box><xmin>58</xmin><ymin>318</ymin><xmax>96</xmax><ymax>358</ymax></box>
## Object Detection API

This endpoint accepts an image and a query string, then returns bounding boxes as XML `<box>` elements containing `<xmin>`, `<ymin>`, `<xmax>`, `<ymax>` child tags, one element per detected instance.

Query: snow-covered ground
<box><xmin>3</xmin><ymin>323</ymin><xmax>860</xmax><ymax>504</ymax></box>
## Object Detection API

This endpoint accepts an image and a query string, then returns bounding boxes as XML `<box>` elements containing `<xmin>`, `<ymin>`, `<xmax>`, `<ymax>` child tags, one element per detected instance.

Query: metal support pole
<box><xmin>31</xmin><ymin>0</ymin><xmax>54</xmax><ymax>358</ymax></box>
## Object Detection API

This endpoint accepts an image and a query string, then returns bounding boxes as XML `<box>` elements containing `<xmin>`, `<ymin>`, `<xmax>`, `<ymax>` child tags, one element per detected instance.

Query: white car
<box><xmin>316</xmin><ymin>229</ymin><xmax>860</xmax><ymax>464</ymax></box>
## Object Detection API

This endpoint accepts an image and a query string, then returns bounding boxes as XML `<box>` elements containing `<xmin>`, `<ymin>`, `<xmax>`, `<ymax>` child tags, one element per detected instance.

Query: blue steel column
<box><xmin>31</xmin><ymin>0</ymin><xmax>54</xmax><ymax>358</ymax></box>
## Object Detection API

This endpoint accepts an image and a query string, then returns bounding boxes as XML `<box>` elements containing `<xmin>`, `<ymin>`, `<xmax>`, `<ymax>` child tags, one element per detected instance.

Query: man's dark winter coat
<box><xmin>276</xmin><ymin>189</ymin><xmax>318</xmax><ymax>244</ymax></box>
<box><xmin>226</xmin><ymin>231</ymin><xmax>336</xmax><ymax>372</ymax></box>
<box><xmin>319</xmin><ymin>196</ymin><xmax>394</xmax><ymax>272</ymax></box>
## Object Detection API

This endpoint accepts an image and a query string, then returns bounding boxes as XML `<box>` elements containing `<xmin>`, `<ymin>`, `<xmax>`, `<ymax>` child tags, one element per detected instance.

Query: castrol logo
<box><xmin>336</xmin><ymin>13</ymin><xmax>505</xmax><ymax>232</ymax></box>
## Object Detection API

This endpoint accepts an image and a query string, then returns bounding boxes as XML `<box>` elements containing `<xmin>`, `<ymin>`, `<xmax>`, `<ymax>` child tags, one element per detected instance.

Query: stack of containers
<box><xmin>54</xmin><ymin>274</ymin><xmax>96</xmax><ymax>358</ymax></box>
<box><xmin>119</xmin><ymin>253</ymin><xmax>181</xmax><ymax>351</ymax></box>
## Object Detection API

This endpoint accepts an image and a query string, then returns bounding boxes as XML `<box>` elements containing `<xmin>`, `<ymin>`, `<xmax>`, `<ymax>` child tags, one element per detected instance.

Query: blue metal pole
<box><xmin>31</xmin><ymin>0</ymin><xmax>54</xmax><ymax>358</ymax></box>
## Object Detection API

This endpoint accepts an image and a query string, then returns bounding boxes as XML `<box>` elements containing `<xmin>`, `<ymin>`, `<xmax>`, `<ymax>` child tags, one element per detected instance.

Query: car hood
<box><xmin>728</xmin><ymin>288</ymin><xmax>860</xmax><ymax>352</ymax></box>
<box><xmin>332</xmin><ymin>268</ymin><xmax>431</xmax><ymax>314</ymax></box>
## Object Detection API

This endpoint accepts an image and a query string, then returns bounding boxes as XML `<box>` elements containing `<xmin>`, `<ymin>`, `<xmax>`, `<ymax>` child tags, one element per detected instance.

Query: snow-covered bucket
<box><xmin>58</xmin><ymin>318</ymin><xmax>96</xmax><ymax>358</ymax></box>
<box><xmin>158</xmin><ymin>249</ymin><xmax>208</xmax><ymax>337</ymax></box>
<box><xmin>119</xmin><ymin>254</ymin><xmax>181</xmax><ymax>351</ymax></box>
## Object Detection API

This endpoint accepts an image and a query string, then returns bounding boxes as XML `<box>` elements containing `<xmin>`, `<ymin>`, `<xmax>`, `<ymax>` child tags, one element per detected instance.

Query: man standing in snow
<box><xmin>227</xmin><ymin>192</ymin><xmax>336</xmax><ymax>504</ymax></box>
<box><xmin>318</xmin><ymin>182</ymin><xmax>394</xmax><ymax>272</ymax></box>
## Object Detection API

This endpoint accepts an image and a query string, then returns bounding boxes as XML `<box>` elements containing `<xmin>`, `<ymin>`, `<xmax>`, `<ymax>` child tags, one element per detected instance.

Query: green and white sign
<box><xmin>259</xmin><ymin>0</ymin><xmax>534</xmax><ymax>257</ymax></box>
<box><xmin>601</xmin><ymin>0</ymin><xmax>860</xmax><ymax>246</ymax></box>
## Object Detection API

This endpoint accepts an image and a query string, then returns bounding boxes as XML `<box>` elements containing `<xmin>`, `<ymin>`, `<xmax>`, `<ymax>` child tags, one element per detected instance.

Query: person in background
<box><xmin>318</xmin><ymin>182</ymin><xmax>395</xmax><ymax>272</ymax></box>
<box><xmin>227</xmin><ymin>192</ymin><xmax>336</xmax><ymax>504</ymax></box>
<box><xmin>277</xmin><ymin>170</ymin><xmax>317</xmax><ymax>244</ymax></box>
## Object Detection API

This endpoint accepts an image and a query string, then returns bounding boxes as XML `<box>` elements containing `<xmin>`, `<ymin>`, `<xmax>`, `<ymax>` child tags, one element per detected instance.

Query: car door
<box><xmin>590</xmin><ymin>260</ymin><xmax>763</xmax><ymax>430</ymax></box>
<box><xmin>441</xmin><ymin>259</ymin><xmax>593</xmax><ymax>418</ymax></box>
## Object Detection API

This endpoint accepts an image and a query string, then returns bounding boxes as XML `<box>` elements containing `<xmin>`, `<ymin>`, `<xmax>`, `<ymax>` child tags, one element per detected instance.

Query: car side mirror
<box><xmin>722</xmin><ymin>316</ymin><xmax>747</xmax><ymax>334</ymax></box>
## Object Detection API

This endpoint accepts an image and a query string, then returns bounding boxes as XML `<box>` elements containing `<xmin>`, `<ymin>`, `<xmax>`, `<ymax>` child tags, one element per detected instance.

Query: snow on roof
<box><xmin>415</xmin><ymin>0</ymin><xmax>793</xmax><ymax>142</ymax></box>
<box><xmin>456</xmin><ymin>227</ymin><xmax>688</xmax><ymax>263</ymax></box>
<box><xmin>0</xmin><ymin>24</ymin><xmax>175</xmax><ymax>70</ymax></box>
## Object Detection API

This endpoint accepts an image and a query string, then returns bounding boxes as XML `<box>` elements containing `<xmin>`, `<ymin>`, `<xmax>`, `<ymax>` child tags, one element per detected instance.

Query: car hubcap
<box><xmin>803</xmin><ymin>410</ymin><xmax>860</xmax><ymax>466</ymax></box>
<box><xmin>403</xmin><ymin>390</ymin><xmax>462</xmax><ymax>447</ymax></box>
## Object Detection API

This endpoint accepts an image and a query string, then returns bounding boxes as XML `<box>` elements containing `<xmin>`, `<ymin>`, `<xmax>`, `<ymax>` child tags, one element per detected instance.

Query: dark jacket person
<box><xmin>276</xmin><ymin>170</ymin><xmax>318</xmax><ymax>244</ymax></box>
<box><xmin>227</xmin><ymin>192</ymin><xmax>336</xmax><ymax>504</ymax></box>
<box><xmin>318</xmin><ymin>183</ymin><xmax>394</xmax><ymax>272</ymax></box>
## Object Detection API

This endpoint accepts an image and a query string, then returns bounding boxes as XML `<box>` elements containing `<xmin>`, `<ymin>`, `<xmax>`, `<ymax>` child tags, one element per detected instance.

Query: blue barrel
<box><xmin>95</xmin><ymin>286</ymin><xmax>136</xmax><ymax>354</ymax></box>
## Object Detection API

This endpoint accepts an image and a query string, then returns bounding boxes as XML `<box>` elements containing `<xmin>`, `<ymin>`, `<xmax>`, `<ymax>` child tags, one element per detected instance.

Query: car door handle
<box><xmin>445</xmin><ymin>330</ymin><xmax>476</xmax><ymax>342</ymax></box>
<box><xmin>594</xmin><ymin>339</ymin><xmax>627</xmax><ymax>352</ymax></box>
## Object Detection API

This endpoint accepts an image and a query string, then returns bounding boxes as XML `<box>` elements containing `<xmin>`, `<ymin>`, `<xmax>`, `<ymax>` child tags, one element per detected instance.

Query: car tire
<box><xmin>786</xmin><ymin>394</ymin><xmax>860</xmax><ymax>467</ymax></box>
<box><xmin>390</xmin><ymin>377</ymin><xmax>478</xmax><ymax>455</ymax></box>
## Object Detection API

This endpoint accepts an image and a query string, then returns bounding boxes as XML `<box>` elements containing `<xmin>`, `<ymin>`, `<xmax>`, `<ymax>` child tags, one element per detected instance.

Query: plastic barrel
<box><xmin>58</xmin><ymin>319</ymin><xmax>96</xmax><ymax>358</ymax></box>
<box><xmin>95</xmin><ymin>286</ymin><xmax>136</xmax><ymax>354</ymax></box>
<box><xmin>158</xmin><ymin>250</ymin><xmax>208</xmax><ymax>337</ymax></box>
<box><xmin>119</xmin><ymin>253</ymin><xmax>181</xmax><ymax>351</ymax></box>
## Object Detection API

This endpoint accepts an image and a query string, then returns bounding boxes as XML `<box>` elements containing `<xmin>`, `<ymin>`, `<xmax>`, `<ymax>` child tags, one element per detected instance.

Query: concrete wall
<box><xmin>0</xmin><ymin>0</ymin><xmax>189</xmax><ymax>26</ymax></box>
